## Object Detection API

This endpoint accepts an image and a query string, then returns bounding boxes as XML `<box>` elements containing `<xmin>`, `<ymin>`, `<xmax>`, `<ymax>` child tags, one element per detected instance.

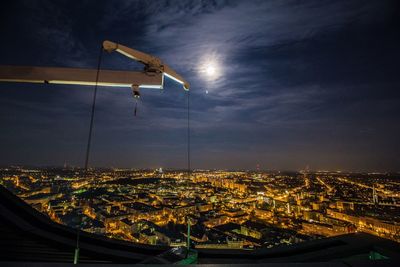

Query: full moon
<box><xmin>199</xmin><ymin>56</ymin><xmax>221</xmax><ymax>81</ymax></box>
<box><xmin>205</xmin><ymin>64</ymin><xmax>217</xmax><ymax>77</ymax></box>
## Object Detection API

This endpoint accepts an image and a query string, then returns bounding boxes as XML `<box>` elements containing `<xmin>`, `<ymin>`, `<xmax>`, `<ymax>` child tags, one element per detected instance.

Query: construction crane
<box><xmin>0</xmin><ymin>39</ymin><xmax>191</xmax><ymax>171</ymax></box>
<box><xmin>0</xmin><ymin>40</ymin><xmax>190</xmax><ymax>97</ymax></box>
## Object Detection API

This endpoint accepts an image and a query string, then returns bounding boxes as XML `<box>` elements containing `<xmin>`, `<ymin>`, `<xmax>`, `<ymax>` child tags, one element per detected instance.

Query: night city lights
<box><xmin>0</xmin><ymin>0</ymin><xmax>400</xmax><ymax>266</ymax></box>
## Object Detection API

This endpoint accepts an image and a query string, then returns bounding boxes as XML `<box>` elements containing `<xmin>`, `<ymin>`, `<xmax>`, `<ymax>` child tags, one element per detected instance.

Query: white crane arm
<box><xmin>0</xmin><ymin>40</ymin><xmax>189</xmax><ymax>93</ymax></box>
<box><xmin>0</xmin><ymin>65</ymin><xmax>162</xmax><ymax>88</ymax></box>
<box><xmin>103</xmin><ymin>40</ymin><xmax>190</xmax><ymax>90</ymax></box>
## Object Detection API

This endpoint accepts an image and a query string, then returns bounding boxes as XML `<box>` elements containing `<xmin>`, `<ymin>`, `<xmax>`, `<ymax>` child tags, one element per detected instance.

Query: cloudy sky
<box><xmin>0</xmin><ymin>0</ymin><xmax>399</xmax><ymax>171</ymax></box>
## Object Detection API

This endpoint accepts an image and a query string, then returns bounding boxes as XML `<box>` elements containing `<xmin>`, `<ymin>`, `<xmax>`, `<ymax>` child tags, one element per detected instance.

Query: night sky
<box><xmin>0</xmin><ymin>0</ymin><xmax>399</xmax><ymax>171</ymax></box>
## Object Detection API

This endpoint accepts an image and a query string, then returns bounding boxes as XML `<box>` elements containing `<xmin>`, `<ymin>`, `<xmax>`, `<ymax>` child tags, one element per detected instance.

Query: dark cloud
<box><xmin>0</xmin><ymin>0</ymin><xmax>399</xmax><ymax>171</ymax></box>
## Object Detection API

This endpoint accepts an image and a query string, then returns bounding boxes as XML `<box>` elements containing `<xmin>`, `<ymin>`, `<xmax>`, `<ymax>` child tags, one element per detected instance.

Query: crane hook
<box><xmin>132</xmin><ymin>85</ymin><xmax>140</xmax><ymax>116</ymax></box>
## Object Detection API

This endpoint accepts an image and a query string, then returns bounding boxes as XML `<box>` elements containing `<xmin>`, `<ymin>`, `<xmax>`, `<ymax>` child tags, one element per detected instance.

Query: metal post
<box><xmin>186</xmin><ymin>219</ymin><xmax>191</xmax><ymax>258</ymax></box>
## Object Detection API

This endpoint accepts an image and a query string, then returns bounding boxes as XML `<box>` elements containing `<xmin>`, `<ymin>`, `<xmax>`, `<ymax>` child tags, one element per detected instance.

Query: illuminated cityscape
<box><xmin>1</xmin><ymin>167</ymin><xmax>399</xmax><ymax>249</ymax></box>
<box><xmin>1</xmin><ymin>0</ymin><xmax>400</xmax><ymax>265</ymax></box>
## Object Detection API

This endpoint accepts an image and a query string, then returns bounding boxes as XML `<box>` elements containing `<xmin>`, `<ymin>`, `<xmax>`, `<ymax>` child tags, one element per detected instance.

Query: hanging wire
<box><xmin>84</xmin><ymin>46</ymin><xmax>103</xmax><ymax>171</ymax></box>
<box><xmin>134</xmin><ymin>98</ymin><xmax>138</xmax><ymax>116</ymax></box>
<box><xmin>75</xmin><ymin>46</ymin><xmax>103</xmax><ymax>264</ymax></box>
<box><xmin>187</xmin><ymin>89</ymin><xmax>191</xmax><ymax>180</ymax></box>
<box><xmin>185</xmin><ymin>89</ymin><xmax>191</xmax><ymax>258</ymax></box>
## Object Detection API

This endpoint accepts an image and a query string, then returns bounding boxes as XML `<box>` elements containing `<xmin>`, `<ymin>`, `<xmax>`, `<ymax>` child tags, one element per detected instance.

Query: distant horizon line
<box><xmin>0</xmin><ymin>164</ymin><xmax>399</xmax><ymax>174</ymax></box>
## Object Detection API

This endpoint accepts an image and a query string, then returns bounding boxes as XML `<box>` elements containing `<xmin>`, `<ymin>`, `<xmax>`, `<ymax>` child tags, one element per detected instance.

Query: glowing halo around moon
<box><xmin>198</xmin><ymin>55</ymin><xmax>222</xmax><ymax>82</ymax></box>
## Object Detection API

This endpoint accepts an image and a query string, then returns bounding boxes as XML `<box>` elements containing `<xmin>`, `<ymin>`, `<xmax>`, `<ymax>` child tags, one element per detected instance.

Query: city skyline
<box><xmin>1</xmin><ymin>166</ymin><xmax>399</xmax><ymax>250</ymax></box>
<box><xmin>1</xmin><ymin>164</ymin><xmax>399</xmax><ymax>174</ymax></box>
<box><xmin>1</xmin><ymin>0</ymin><xmax>400</xmax><ymax>171</ymax></box>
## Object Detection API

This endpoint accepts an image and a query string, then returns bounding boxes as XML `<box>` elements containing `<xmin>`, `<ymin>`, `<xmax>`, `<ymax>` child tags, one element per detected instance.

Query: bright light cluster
<box><xmin>199</xmin><ymin>55</ymin><xmax>222</xmax><ymax>82</ymax></box>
